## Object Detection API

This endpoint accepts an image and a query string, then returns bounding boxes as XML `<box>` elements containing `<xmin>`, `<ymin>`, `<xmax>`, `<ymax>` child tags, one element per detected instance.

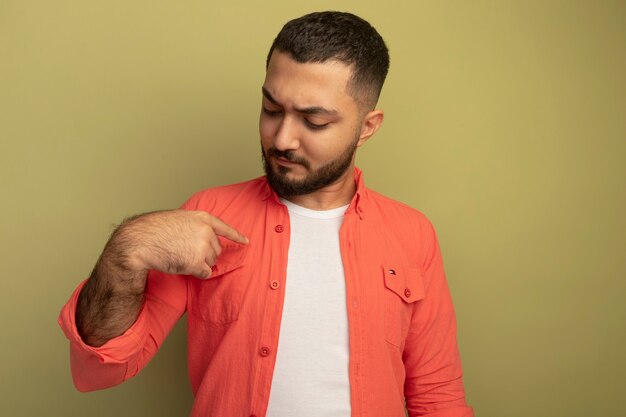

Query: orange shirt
<box><xmin>59</xmin><ymin>167</ymin><xmax>474</xmax><ymax>417</ymax></box>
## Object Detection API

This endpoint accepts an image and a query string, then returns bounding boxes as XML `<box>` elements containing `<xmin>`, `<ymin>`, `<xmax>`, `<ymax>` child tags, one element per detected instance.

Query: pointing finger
<box><xmin>211</xmin><ymin>217</ymin><xmax>249</xmax><ymax>244</ymax></box>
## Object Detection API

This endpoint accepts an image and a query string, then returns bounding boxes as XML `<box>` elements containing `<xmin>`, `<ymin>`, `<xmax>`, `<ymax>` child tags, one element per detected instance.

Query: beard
<box><xmin>262</xmin><ymin>132</ymin><xmax>360</xmax><ymax>198</ymax></box>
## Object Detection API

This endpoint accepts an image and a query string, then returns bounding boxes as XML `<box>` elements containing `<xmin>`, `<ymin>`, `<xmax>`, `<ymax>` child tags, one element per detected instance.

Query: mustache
<box><xmin>266</xmin><ymin>148</ymin><xmax>310</xmax><ymax>169</ymax></box>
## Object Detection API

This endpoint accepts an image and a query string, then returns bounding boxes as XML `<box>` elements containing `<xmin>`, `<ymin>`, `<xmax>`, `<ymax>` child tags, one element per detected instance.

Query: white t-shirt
<box><xmin>265</xmin><ymin>199</ymin><xmax>351</xmax><ymax>417</ymax></box>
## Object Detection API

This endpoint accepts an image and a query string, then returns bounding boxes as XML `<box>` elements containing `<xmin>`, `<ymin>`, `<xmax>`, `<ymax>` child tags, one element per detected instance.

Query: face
<box><xmin>260</xmin><ymin>51</ymin><xmax>366</xmax><ymax>198</ymax></box>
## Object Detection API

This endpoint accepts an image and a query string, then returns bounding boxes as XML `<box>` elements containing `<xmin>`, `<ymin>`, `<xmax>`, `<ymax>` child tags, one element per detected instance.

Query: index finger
<box><xmin>210</xmin><ymin>217</ymin><xmax>249</xmax><ymax>244</ymax></box>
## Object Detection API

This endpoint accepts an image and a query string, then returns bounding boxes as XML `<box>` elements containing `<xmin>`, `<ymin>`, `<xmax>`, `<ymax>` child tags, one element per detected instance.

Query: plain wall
<box><xmin>1</xmin><ymin>1</ymin><xmax>624</xmax><ymax>416</ymax></box>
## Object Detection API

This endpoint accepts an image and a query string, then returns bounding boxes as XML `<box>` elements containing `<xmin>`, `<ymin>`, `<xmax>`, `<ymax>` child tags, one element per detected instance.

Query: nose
<box><xmin>273</xmin><ymin>115</ymin><xmax>300</xmax><ymax>151</ymax></box>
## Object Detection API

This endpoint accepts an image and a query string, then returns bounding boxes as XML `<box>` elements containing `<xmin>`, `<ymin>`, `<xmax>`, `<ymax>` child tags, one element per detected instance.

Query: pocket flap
<box><xmin>188</xmin><ymin>238</ymin><xmax>248</xmax><ymax>324</ymax></box>
<box><xmin>209</xmin><ymin>237</ymin><xmax>247</xmax><ymax>278</ymax></box>
<box><xmin>383</xmin><ymin>264</ymin><xmax>425</xmax><ymax>303</ymax></box>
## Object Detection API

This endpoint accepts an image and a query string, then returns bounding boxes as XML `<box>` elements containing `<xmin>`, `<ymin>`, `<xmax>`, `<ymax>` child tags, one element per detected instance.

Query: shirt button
<box><xmin>274</xmin><ymin>224</ymin><xmax>284</xmax><ymax>233</ymax></box>
<box><xmin>270</xmin><ymin>280</ymin><xmax>280</xmax><ymax>289</ymax></box>
<box><xmin>404</xmin><ymin>288</ymin><xmax>412</xmax><ymax>298</ymax></box>
<box><xmin>259</xmin><ymin>346</ymin><xmax>271</xmax><ymax>357</ymax></box>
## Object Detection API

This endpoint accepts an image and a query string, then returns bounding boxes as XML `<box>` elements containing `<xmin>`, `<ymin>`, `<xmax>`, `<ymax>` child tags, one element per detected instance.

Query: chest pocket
<box><xmin>383</xmin><ymin>264</ymin><xmax>425</xmax><ymax>348</ymax></box>
<box><xmin>188</xmin><ymin>240</ymin><xmax>247</xmax><ymax>326</ymax></box>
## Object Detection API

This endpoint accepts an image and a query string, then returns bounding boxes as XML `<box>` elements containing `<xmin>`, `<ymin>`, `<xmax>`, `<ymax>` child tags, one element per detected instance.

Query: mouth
<box><xmin>274</xmin><ymin>156</ymin><xmax>300</xmax><ymax>167</ymax></box>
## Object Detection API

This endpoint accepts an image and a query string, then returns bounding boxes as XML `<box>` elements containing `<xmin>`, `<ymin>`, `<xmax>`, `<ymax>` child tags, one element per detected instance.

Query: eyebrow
<box><xmin>262</xmin><ymin>87</ymin><xmax>339</xmax><ymax>116</ymax></box>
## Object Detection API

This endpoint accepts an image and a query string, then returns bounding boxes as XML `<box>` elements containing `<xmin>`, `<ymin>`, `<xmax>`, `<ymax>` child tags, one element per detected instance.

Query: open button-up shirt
<box><xmin>59</xmin><ymin>167</ymin><xmax>474</xmax><ymax>417</ymax></box>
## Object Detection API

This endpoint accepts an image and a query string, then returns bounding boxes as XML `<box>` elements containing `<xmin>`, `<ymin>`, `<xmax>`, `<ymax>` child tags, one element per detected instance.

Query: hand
<box><xmin>114</xmin><ymin>210</ymin><xmax>249</xmax><ymax>279</ymax></box>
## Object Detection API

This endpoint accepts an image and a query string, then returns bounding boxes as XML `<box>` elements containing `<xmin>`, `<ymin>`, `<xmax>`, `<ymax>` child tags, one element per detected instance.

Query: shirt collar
<box><xmin>261</xmin><ymin>166</ymin><xmax>367</xmax><ymax>220</ymax></box>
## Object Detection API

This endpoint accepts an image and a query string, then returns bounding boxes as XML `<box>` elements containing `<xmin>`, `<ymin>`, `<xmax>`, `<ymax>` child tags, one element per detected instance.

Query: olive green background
<box><xmin>1</xmin><ymin>1</ymin><xmax>624</xmax><ymax>416</ymax></box>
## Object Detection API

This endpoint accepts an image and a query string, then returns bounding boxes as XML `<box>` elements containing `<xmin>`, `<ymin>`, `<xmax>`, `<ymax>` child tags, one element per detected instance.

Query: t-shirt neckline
<box><xmin>280</xmin><ymin>198</ymin><xmax>349</xmax><ymax>219</ymax></box>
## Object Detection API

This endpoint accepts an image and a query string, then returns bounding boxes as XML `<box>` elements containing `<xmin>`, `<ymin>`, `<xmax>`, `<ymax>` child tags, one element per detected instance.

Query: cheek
<box><xmin>314</xmin><ymin>129</ymin><xmax>353</xmax><ymax>157</ymax></box>
<box><xmin>259</xmin><ymin>117</ymin><xmax>276</xmax><ymax>144</ymax></box>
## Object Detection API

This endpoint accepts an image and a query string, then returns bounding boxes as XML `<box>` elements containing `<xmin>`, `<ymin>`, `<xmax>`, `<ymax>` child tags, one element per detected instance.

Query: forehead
<box><xmin>263</xmin><ymin>51</ymin><xmax>357</xmax><ymax>111</ymax></box>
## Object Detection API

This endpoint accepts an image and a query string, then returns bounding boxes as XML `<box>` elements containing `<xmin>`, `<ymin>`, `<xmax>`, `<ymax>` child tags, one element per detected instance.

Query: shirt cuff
<box><xmin>58</xmin><ymin>279</ymin><xmax>149</xmax><ymax>364</ymax></box>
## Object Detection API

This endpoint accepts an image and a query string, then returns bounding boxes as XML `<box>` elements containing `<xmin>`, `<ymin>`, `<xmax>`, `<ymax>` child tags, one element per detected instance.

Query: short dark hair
<box><xmin>267</xmin><ymin>11</ymin><xmax>390</xmax><ymax>110</ymax></box>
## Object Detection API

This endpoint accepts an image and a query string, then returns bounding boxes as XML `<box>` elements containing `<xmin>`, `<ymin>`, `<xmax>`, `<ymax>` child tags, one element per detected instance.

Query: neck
<box><xmin>282</xmin><ymin>166</ymin><xmax>356</xmax><ymax>210</ymax></box>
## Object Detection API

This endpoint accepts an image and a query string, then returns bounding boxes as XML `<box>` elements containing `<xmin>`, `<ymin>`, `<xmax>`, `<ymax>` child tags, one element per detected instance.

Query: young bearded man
<box><xmin>59</xmin><ymin>11</ymin><xmax>474</xmax><ymax>417</ymax></box>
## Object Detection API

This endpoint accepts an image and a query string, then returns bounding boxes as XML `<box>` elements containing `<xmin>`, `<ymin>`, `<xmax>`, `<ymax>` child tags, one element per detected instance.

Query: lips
<box><xmin>275</xmin><ymin>156</ymin><xmax>299</xmax><ymax>166</ymax></box>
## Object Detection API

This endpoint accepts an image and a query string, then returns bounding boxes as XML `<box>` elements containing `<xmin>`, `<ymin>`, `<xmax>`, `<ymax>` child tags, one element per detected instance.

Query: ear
<box><xmin>356</xmin><ymin>110</ymin><xmax>384</xmax><ymax>147</ymax></box>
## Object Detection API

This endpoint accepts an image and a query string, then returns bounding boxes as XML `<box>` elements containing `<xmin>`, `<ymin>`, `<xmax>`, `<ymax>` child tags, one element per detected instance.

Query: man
<box><xmin>59</xmin><ymin>11</ymin><xmax>474</xmax><ymax>417</ymax></box>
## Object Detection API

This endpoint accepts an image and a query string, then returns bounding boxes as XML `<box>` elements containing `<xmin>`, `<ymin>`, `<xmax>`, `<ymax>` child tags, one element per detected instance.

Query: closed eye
<box><xmin>304</xmin><ymin>119</ymin><xmax>330</xmax><ymax>130</ymax></box>
<box><xmin>262</xmin><ymin>107</ymin><xmax>282</xmax><ymax>116</ymax></box>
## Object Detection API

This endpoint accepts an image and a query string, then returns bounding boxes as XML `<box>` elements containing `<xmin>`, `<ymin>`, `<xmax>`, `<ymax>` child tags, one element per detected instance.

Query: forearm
<box><xmin>60</xmin><ymin>269</ymin><xmax>188</xmax><ymax>392</ymax></box>
<box><xmin>76</xmin><ymin>221</ymin><xmax>148</xmax><ymax>347</ymax></box>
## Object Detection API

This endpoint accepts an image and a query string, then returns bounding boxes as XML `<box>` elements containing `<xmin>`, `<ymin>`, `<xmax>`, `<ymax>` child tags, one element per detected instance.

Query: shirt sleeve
<box><xmin>403</xmin><ymin>222</ymin><xmax>474</xmax><ymax>417</ymax></box>
<box><xmin>57</xmin><ymin>270</ymin><xmax>187</xmax><ymax>392</ymax></box>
